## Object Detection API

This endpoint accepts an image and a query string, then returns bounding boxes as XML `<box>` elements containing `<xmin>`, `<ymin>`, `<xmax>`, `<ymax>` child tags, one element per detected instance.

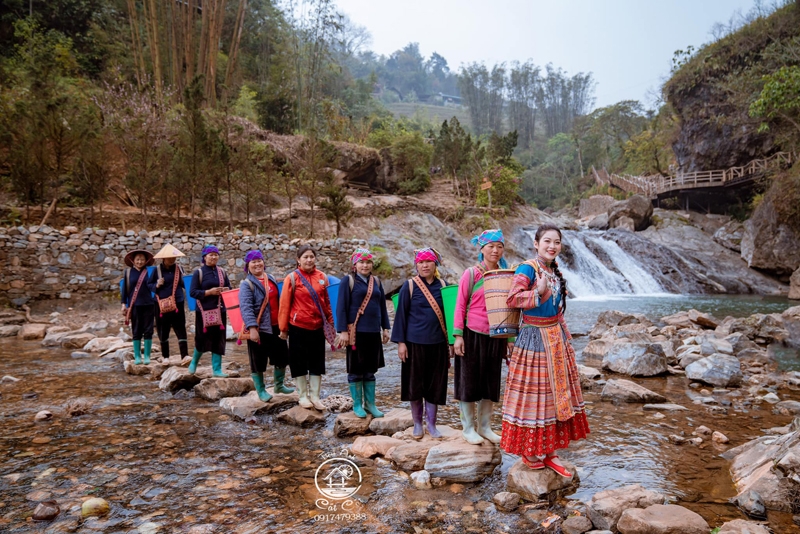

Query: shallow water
<box><xmin>0</xmin><ymin>294</ymin><xmax>798</xmax><ymax>533</ymax></box>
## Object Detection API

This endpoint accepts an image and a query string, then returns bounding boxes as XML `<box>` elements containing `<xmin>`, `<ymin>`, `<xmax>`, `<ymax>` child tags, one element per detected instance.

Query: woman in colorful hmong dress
<box><xmin>501</xmin><ymin>224</ymin><xmax>589</xmax><ymax>477</ymax></box>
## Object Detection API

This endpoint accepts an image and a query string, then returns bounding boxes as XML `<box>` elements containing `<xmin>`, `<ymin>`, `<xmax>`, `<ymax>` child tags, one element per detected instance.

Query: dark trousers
<box><xmin>130</xmin><ymin>305</ymin><xmax>155</xmax><ymax>341</ymax></box>
<box><xmin>155</xmin><ymin>303</ymin><xmax>188</xmax><ymax>359</ymax></box>
<box><xmin>401</xmin><ymin>341</ymin><xmax>450</xmax><ymax>405</ymax></box>
<box><xmin>454</xmin><ymin>328</ymin><xmax>506</xmax><ymax>402</ymax></box>
<box><xmin>247</xmin><ymin>329</ymin><xmax>290</xmax><ymax>373</ymax></box>
<box><xmin>288</xmin><ymin>325</ymin><xmax>325</xmax><ymax>377</ymax></box>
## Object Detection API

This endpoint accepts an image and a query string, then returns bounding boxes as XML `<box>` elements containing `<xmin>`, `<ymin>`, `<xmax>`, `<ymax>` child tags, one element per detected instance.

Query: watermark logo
<box><xmin>312</xmin><ymin>449</ymin><xmax>367</xmax><ymax>522</ymax></box>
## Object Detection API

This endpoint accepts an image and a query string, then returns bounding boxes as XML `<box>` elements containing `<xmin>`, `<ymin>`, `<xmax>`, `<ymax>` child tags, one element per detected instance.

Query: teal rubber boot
<box><xmin>143</xmin><ymin>339</ymin><xmax>152</xmax><ymax>365</ymax></box>
<box><xmin>251</xmin><ymin>373</ymin><xmax>272</xmax><ymax>402</ymax></box>
<box><xmin>188</xmin><ymin>349</ymin><xmax>202</xmax><ymax>374</ymax></box>
<box><xmin>273</xmin><ymin>367</ymin><xmax>295</xmax><ymax>394</ymax></box>
<box><xmin>363</xmin><ymin>381</ymin><xmax>384</xmax><ymax>418</ymax></box>
<box><xmin>211</xmin><ymin>353</ymin><xmax>228</xmax><ymax>378</ymax></box>
<box><xmin>132</xmin><ymin>340</ymin><xmax>142</xmax><ymax>365</ymax></box>
<box><xmin>349</xmin><ymin>382</ymin><xmax>367</xmax><ymax>418</ymax></box>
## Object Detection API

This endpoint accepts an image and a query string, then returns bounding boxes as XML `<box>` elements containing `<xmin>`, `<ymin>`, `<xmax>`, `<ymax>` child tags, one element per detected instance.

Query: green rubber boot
<box><xmin>211</xmin><ymin>353</ymin><xmax>228</xmax><ymax>378</ymax></box>
<box><xmin>363</xmin><ymin>381</ymin><xmax>384</xmax><ymax>418</ymax></box>
<box><xmin>188</xmin><ymin>349</ymin><xmax>202</xmax><ymax>374</ymax></box>
<box><xmin>132</xmin><ymin>340</ymin><xmax>142</xmax><ymax>365</ymax></box>
<box><xmin>251</xmin><ymin>373</ymin><xmax>272</xmax><ymax>402</ymax></box>
<box><xmin>143</xmin><ymin>339</ymin><xmax>152</xmax><ymax>365</ymax></box>
<box><xmin>273</xmin><ymin>367</ymin><xmax>295</xmax><ymax>394</ymax></box>
<box><xmin>349</xmin><ymin>382</ymin><xmax>367</xmax><ymax>418</ymax></box>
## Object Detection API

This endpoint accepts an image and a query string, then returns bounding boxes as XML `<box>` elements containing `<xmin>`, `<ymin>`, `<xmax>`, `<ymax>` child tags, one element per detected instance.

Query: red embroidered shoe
<box><xmin>543</xmin><ymin>455</ymin><xmax>572</xmax><ymax>478</ymax></box>
<box><xmin>522</xmin><ymin>456</ymin><xmax>545</xmax><ymax>470</ymax></box>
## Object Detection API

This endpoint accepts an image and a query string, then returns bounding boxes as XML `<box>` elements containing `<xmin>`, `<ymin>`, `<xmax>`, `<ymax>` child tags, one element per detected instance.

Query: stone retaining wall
<box><xmin>0</xmin><ymin>225</ymin><xmax>366</xmax><ymax>305</ymax></box>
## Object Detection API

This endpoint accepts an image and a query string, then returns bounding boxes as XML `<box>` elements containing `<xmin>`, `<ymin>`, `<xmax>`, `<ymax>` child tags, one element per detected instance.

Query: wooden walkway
<box><xmin>592</xmin><ymin>152</ymin><xmax>795</xmax><ymax>199</ymax></box>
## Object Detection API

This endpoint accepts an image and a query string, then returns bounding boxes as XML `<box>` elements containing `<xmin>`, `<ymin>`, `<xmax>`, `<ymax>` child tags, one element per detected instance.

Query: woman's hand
<box><xmin>382</xmin><ymin>329</ymin><xmax>390</xmax><ymax>344</ymax></box>
<box><xmin>449</xmin><ymin>345</ymin><xmax>455</xmax><ymax>358</ymax></box>
<box><xmin>249</xmin><ymin>327</ymin><xmax>260</xmax><ymax>343</ymax></box>
<box><xmin>398</xmin><ymin>342</ymin><xmax>408</xmax><ymax>362</ymax></box>
<box><xmin>506</xmin><ymin>341</ymin><xmax>514</xmax><ymax>357</ymax></box>
<box><xmin>335</xmin><ymin>332</ymin><xmax>349</xmax><ymax>348</ymax></box>
<box><xmin>156</xmin><ymin>277</ymin><xmax>165</xmax><ymax>288</ymax></box>
<box><xmin>453</xmin><ymin>335</ymin><xmax>465</xmax><ymax>356</ymax></box>
<box><xmin>121</xmin><ymin>304</ymin><xmax>127</xmax><ymax>315</ymax></box>
<box><xmin>205</xmin><ymin>287</ymin><xmax>222</xmax><ymax>297</ymax></box>
<box><xmin>279</xmin><ymin>330</ymin><xmax>289</xmax><ymax>341</ymax></box>
<box><xmin>536</xmin><ymin>274</ymin><xmax>548</xmax><ymax>295</ymax></box>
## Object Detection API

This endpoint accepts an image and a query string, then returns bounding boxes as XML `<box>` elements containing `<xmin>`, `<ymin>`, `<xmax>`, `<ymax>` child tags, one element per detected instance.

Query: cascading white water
<box><xmin>524</xmin><ymin>230</ymin><xmax>668</xmax><ymax>298</ymax></box>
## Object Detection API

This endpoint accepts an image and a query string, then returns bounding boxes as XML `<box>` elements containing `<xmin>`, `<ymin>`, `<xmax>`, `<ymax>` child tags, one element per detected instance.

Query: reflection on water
<box><xmin>0</xmin><ymin>293</ymin><xmax>798</xmax><ymax>532</ymax></box>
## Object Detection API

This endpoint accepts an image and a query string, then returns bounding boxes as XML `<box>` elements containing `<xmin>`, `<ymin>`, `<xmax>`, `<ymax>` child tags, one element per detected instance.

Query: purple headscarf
<box><xmin>201</xmin><ymin>245</ymin><xmax>220</xmax><ymax>265</ymax></box>
<box><xmin>244</xmin><ymin>250</ymin><xmax>265</xmax><ymax>273</ymax></box>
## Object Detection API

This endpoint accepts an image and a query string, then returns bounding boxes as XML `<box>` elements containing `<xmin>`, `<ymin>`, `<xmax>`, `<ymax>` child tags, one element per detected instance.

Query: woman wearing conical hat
<box><xmin>147</xmin><ymin>244</ymin><xmax>189</xmax><ymax>362</ymax></box>
<box><xmin>121</xmin><ymin>249</ymin><xmax>155</xmax><ymax>364</ymax></box>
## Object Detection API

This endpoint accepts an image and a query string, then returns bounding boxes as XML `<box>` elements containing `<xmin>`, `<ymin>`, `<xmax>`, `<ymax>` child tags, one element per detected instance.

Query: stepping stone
<box><xmin>506</xmin><ymin>458</ymin><xmax>579</xmax><ymax>501</ymax></box>
<box><xmin>219</xmin><ymin>390</ymin><xmax>299</xmax><ymax>420</ymax></box>
<box><xmin>351</xmin><ymin>436</ymin><xmax>405</xmax><ymax>459</ymax></box>
<box><xmin>423</xmin><ymin>440</ymin><xmax>501</xmax><ymax>483</ymax></box>
<box><xmin>369</xmin><ymin>408</ymin><xmax>413</xmax><ymax>435</ymax></box>
<box><xmin>616</xmin><ymin>504</ymin><xmax>709</xmax><ymax>534</ymax></box>
<box><xmin>277</xmin><ymin>405</ymin><xmax>326</xmax><ymax>427</ymax></box>
<box><xmin>334</xmin><ymin>412</ymin><xmax>373</xmax><ymax>437</ymax></box>
<box><xmin>194</xmin><ymin>378</ymin><xmax>253</xmax><ymax>401</ymax></box>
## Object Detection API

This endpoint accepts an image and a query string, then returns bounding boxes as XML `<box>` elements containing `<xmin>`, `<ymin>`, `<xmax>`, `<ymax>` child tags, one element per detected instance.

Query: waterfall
<box><xmin>525</xmin><ymin>230</ymin><xmax>668</xmax><ymax>298</ymax></box>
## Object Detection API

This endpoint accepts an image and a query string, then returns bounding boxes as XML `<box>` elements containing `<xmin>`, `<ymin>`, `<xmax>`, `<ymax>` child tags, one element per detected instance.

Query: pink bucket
<box><xmin>220</xmin><ymin>289</ymin><xmax>243</xmax><ymax>335</ymax></box>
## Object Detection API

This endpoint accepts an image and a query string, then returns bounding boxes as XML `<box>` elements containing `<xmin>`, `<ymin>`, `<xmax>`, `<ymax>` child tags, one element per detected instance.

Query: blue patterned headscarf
<box><xmin>201</xmin><ymin>245</ymin><xmax>220</xmax><ymax>265</ymax></box>
<box><xmin>471</xmin><ymin>229</ymin><xmax>508</xmax><ymax>268</ymax></box>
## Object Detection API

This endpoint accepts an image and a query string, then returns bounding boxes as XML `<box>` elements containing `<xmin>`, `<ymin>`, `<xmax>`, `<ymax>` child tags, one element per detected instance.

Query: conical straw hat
<box><xmin>154</xmin><ymin>243</ymin><xmax>185</xmax><ymax>259</ymax></box>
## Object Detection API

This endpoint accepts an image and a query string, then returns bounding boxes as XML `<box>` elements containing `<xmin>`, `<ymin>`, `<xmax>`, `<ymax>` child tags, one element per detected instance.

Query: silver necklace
<box><xmin>535</xmin><ymin>256</ymin><xmax>560</xmax><ymax>305</ymax></box>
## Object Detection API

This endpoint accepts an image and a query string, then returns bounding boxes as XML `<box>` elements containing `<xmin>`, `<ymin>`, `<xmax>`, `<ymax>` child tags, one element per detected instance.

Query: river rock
<box><xmin>158</xmin><ymin>366</ymin><xmax>212</xmax><ymax>392</ymax></box>
<box><xmin>369</xmin><ymin>408</ymin><xmax>413</xmax><ymax>435</ymax></box>
<box><xmin>685</xmin><ymin>354</ymin><xmax>742</xmax><ymax>387</ymax></box>
<box><xmin>713</xmin><ymin>220</ymin><xmax>745</xmax><ymax>252</ymax></box>
<box><xmin>580</xmin><ymin>195</ymin><xmax>615</xmax><ymax>218</ymax></box>
<box><xmin>351</xmin><ymin>436</ymin><xmax>405</xmax><ymax>458</ymax></box>
<box><xmin>783</xmin><ymin>306</ymin><xmax>800</xmax><ymax>348</ymax></box>
<box><xmin>1</xmin><ymin>374</ymin><xmax>20</xmax><ymax>383</ymax></box>
<box><xmin>424</xmin><ymin>441</ymin><xmax>501</xmax><ymax>483</ymax></box>
<box><xmin>602</xmin><ymin>341</ymin><xmax>667</xmax><ymax>377</ymax></box>
<box><xmin>82</xmin><ymin>336</ymin><xmax>125</xmax><ymax>353</ymax></box>
<box><xmin>661</xmin><ymin>311</ymin><xmax>694</xmax><ymax>329</ymax></box>
<box><xmin>34</xmin><ymin>410</ymin><xmax>53</xmax><ymax>422</ymax></box>
<box><xmin>334</xmin><ymin>412</ymin><xmax>373</xmax><ymax>437</ymax></box>
<box><xmin>579</xmin><ymin>365</ymin><xmax>602</xmax><ymax>387</ymax></box>
<box><xmin>18</xmin><ymin>323</ymin><xmax>48</xmax><ymax>340</ymax></box>
<box><xmin>492</xmin><ymin>491</ymin><xmax>520</xmax><ymax>511</ymax></box>
<box><xmin>81</xmin><ymin>497</ymin><xmax>110</xmax><ymax>518</ymax></box>
<box><xmin>616</xmin><ymin>504</ymin><xmax>708</xmax><ymax>534</ymax></box>
<box><xmin>32</xmin><ymin>500</ymin><xmax>60</xmax><ymax>521</ymax></box>
<box><xmin>389</xmin><ymin>441</ymin><xmax>437</xmax><ymax>471</ymax></box>
<box><xmin>588</xmin><ymin>213</ymin><xmax>609</xmax><ymax>230</ymax></box>
<box><xmin>601</xmin><ymin>379</ymin><xmax>667</xmax><ymax>403</ymax></box>
<box><xmin>717</xmin><ymin>519</ymin><xmax>770</xmax><ymax>534</ymax></box>
<box><xmin>150</xmin><ymin>363</ymin><xmax>170</xmax><ymax>380</ymax></box>
<box><xmin>774</xmin><ymin>400</ymin><xmax>800</xmax><ymax>415</ymax></box>
<box><xmin>583</xmin><ymin>339</ymin><xmax>613</xmax><ymax>359</ymax></box>
<box><xmin>60</xmin><ymin>332</ymin><xmax>96</xmax><ymax>349</ymax></box>
<box><xmin>687</xmin><ymin>309</ymin><xmax>718</xmax><ymax>329</ymax></box>
<box><xmin>70</xmin><ymin>351</ymin><xmax>91</xmax><ymax>359</ymax></box>
<box><xmin>506</xmin><ymin>458</ymin><xmax>578</xmax><ymax>501</ymax></box>
<box><xmin>410</xmin><ymin>470</ymin><xmax>432</xmax><ymax>489</ymax></box>
<box><xmin>735</xmin><ymin>490</ymin><xmax>766</xmax><ymax>519</ymax></box>
<box><xmin>741</xmin><ymin>195</ymin><xmax>800</xmax><ymax>277</ymax></box>
<box><xmin>124</xmin><ymin>360</ymin><xmax>154</xmax><ymax>376</ymax></box>
<box><xmin>194</xmin><ymin>378</ymin><xmax>254</xmax><ymax>401</ymax></box>
<box><xmin>589</xmin><ymin>310</ymin><xmax>643</xmax><ymax>339</ymax></box>
<box><xmin>219</xmin><ymin>390</ymin><xmax>298</xmax><ymax>419</ymax></box>
<box><xmin>790</xmin><ymin>268</ymin><xmax>800</xmax><ymax>300</ymax></box>
<box><xmin>586</xmin><ymin>484</ymin><xmax>666</xmax><ymax>531</ymax></box>
<box><xmin>562</xmin><ymin>515</ymin><xmax>593</xmax><ymax>534</ymax></box>
<box><xmin>642</xmin><ymin>403</ymin><xmax>687</xmax><ymax>411</ymax></box>
<box><xmin>608</xmin><ymin>195</ymin><xmax>653</xmax><ymax>231</ymax></box>
<box><xmin>277</xmin><ymin>405</ymin><xmax>326</xmax><ymax>427</ymax></box>
<box><xmin>724</xmin><ymin>332</ymin><xmax>758</xmax><ymax>353</ymax></box>
<box><xmin>0</xmin><ymin>325</ymin><xmax>21</xmax><ymax>337</ymax></box>
<box><xmin>700</xmin><ymin>336</ymin><xmax>733</xmax><ymax>355</ymax></box>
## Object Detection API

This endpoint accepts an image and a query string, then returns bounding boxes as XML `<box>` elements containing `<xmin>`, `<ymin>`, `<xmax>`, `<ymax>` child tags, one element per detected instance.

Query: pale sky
<box><xmin>334</xmin><ymin>0</ymin><xmax>761</xmax><ymax>109</ymax></box>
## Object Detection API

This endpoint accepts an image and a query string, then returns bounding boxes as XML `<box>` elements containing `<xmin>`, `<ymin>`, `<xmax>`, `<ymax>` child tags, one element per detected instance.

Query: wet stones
<box><xmin>0</xmin><ymin>325</ymin><xmax>21</xmax><ymax>337</ymax></box>
<box><xmin>32</xmin><ymin>500</ymin><xmax>60</xmax><ymax>521</ymax></box>
<box><xmin>34</xmin><ymin>410</ymin><xmax>53</xmax><ymax>422</ymax></box>
<box><xmin>774</xmin><ymin>400</ymin><xmax>800</xmax><ymax>415</ymax></box>
<box><xmin>602</xmin><ymin>341</ymin><xmax>667</xmax><ymax>377</ymax></box>
<box><xmin>585</xmin><ymin>484</ymin><xmax>667</xmax><ymax>532</ymax></box>
<box><xmin>369</xmin><ymin>408</ymin><xmax>413</xmax><ymax>435</ymax></box>
<box><xmin>717</xmin><ymin>519</ymin><xmax>770</xmax><ymax>534</ymax></box>
<box><xmin>616</xmin><ymin>504</ymin><xmax>709</xmax><ymax>534</ymax></box>
<box><xmin>123</xmin><ymin>360</ymin><xmax>155</xmax><ymax>376</ymax></box>
<box><xmin>642</xmin><ymin>403</ymin><xmax>687</xmax><ymax>411</ymax></box>
<box><xmin>410</xmin><ymin>470</ymin><xmax>432</xmax><ymax>489</ymax></box>
<box><xmin>685</xmin><ymin>354</ymin><xmax>742</xmax><ymax>387</ymax></box>
<box><xmin>82</xmin><ymin>336</ymin><xmax>125</xmax><ymax>353</ymax></box>
<box><xmin>492</xmin><ymin>491</ymin><xmax>520</xmax><ymax>512</ymax></box>
<box><xmin>423</xmin><ymin>441</ymin><xmax>501</xmax><ymax>483</ymax></box>
<box><xmin>389</xmin><ymin>441</ymin><xmax>437</xmax><ymax>471</ymax></box>
<box><xmin>334</xmin><ymin>412</ymin><xmax>373</xmax><ymax>437</ymax></box>
<box><xmin>18</xmin><ymin>323</ymin><xmax>48</xmax><ymax>340</ymax></box>
<box><xmin>277</xmin><ymin>405</ymin><xmax>326</xmax><ymax>427</ymax></box>
<box><xmin>351</xmin><ymin>435</ymin><xmax>404</xmax><ymax>458</ymax></box>
<box><xmin>506</xmin><ymin>458</ymin><xmax>578</xmax><ymax>501</ymax></box>
<box><xmin>194</xmin><ymin>377</ymin><xmax>254</xmax><ymax>401</ymax></box>
<box><xmin>562</xmin><ymin>515</ymin><xmax>593</xmax><ymax>534</ymax></box>
<box><xmin>735</xmin><ymin>490</ymin><xmax>766</xmax><ymax>519</ymax></box>
<box><xmin>1</xmin><ymin>375</ymin><xmax>20</xmax><ymax>383</ymax></box>
<box><xmin>60</xmin><ymin>332</ymin><xmax>96</xmax><ymax>350</ymax></box>
<box><xmin>219</xmin><ymin>390</ymin><xmax>299</xmax><ymax>419</ymax></box>
<box><xmin>600</xmin><ymin>379</ymin><xmax>667</xmax><ymax>403</ymax></box>
<box><xmin>81</xmin><ymin>497</ymin><xmax>110</xmax><ymax>518</ymax></box>
<box><xmin>158</xmin><ymin>366</ymin><xmax>212</xmax><ymax>392</ymax></box>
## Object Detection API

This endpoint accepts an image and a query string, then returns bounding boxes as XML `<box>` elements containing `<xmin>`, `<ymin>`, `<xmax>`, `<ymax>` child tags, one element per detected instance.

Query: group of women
<box><xmin>120</xmin><ymin>224</ymin><xmax>589</xmax><ymax>476</ymax></box>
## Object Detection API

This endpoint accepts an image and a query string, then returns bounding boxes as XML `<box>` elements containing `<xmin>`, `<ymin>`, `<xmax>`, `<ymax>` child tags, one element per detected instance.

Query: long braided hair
<box><xmin>534</xmin><ymin>224</ymin><xmax>568</xmax><ymax>313</ymax></box>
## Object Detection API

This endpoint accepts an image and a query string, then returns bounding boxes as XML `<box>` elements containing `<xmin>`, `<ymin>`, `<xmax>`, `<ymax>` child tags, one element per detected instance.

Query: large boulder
<box><xmin>602</xmin><ymin>342</ymin><xmax>667</xmax><ymax>377</ymax></box>
<box><xmin>18</xmin><ymin>323</ymin><xmax>47</xmax><ymax>340</ymax></box>
<box><xmin>194</xmin><ymin>378</ymin><xmax>254</xmax><ymax>401</ymax></box>
<box><xmin>607</xmin><ymin>195</ymin><xmax>654</xmax><ymax>231</ymax></box>
<box><xmin>586</xmin><ymin>484</ymin><xmax>667</xmax><ymax>532</ymax></box>
<box><xmin>351</xmin><ymin>436</ymin><xmax>405</xmax><ymax>459</ymax></box>
<box><xmin>389</xmin><ymin>441</ymin><xmax>437</xmax><ymax>472</ymax></box>
<box><xmin>616</xmin><ymin>504</ymin><xmax>709</xmax><ymax>534</ymax></box>
<box><xmin>685</xmin><ymin>354</ymin><xmax>742</xmax><ymax>387</ymax></box>
<box><xmin>423</xmin><ymin>441</ymin><xmax>501</xmax><ymax>483</ymax></box>
<box><xmin>783</xmin><ymin>306</ymin><xmax>800</xmax><ymax>348</ymax></box>
<box><xmin>713</xmin><ymin>220</ymin><xmax>745</xmax><ymax>252</ymax></box>
<box><xmin>589</xmin><ymin>310</ymin><xmax>644</xmax><ymax>339</ymax></box>
<box><xmin>506</xmin><ymin>459</ymin><xmax>578</xmax><ymax>501</ymax></box>
<box><xmin>601</xmin><ymin>379</ymin><xmax>667</xmax><ymax>403</ymax></box>
<box><xmin>740</xmin><ymin>195</ymin><xmax>800</xmax><ymax>278</ymax></box>
<box><xmin>790</xmin><ymin>268</ymin><xmax>800</xmax><ymax>300</ymax></box>
<box><xmin>580</xmin><ymin>195</ymin><xmax>615</xmax><ymax>218</ymax></box>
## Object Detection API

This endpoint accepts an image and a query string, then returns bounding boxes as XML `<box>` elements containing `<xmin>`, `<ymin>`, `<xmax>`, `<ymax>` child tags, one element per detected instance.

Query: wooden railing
<box><xmin>591</xmin><ymin>152</ymin><xmax>795</xmax><ymax>199</ymax></box>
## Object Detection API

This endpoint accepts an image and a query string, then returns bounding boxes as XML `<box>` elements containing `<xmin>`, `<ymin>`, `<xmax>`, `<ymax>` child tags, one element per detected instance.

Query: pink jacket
<box><xmin>453</xmin><ymin>266</ymin><xmax>490</xmax><ymax>336</ymax></box>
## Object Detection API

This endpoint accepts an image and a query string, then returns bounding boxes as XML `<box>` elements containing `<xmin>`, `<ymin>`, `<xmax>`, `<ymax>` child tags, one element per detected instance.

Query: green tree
<box><xmin>293</xmin><ymin>131</ymin><xmax>338</xmax><ymax>237</ymax></box>
<box><xmin>750</xmin><ymin>65</ymin><xmax>800</xmax><ymax>146</ymax></box>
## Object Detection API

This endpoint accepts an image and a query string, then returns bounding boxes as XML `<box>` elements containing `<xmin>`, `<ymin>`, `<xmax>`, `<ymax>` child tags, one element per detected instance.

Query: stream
<box><xmin>1</xmin><ymin>294</ymin><xmax>799</xmax><ymax>533</ymax></box>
